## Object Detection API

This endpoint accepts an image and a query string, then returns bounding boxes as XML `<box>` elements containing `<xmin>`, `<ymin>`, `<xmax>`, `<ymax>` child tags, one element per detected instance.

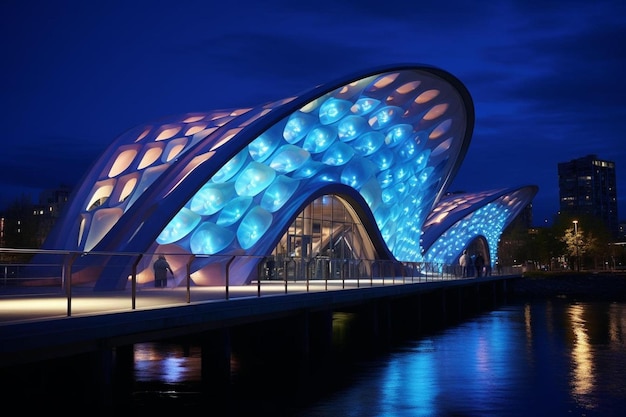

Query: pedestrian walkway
<box><xmin>0</xmin><ymin>274</ymin><xmax>516</xmax><ymax>370</ymax></box>
<box><xmin>0</xmin><ymin>276</ymin><xmax>447</xmax><ymax>325</ymax></box>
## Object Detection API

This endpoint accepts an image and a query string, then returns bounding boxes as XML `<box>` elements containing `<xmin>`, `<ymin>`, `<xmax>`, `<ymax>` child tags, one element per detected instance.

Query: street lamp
<box><xmin>573</xmin><ymin>220</ymin><xmax>579</xmax><ymax>272</ymax></box>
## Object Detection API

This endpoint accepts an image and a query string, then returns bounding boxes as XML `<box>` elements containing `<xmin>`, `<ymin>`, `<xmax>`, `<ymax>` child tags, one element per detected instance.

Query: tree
<box><xmin>529</xmin><ymin>227</ymin><xmax>564</xmax><ymax>271</ymax></box>
<box><xmin>581</xmin><ymin>219</ymin><xmax>613</xmax><ymax>270</ymax></box>
<box><xmin>552</xmin><ymin>210</ymin><xmax>622</xmax><ymax>271</ymax></box>
<box><xmin>561</xmin><ymin>225</ymin><xmax>587</xmax><ymax>255</ymax></box>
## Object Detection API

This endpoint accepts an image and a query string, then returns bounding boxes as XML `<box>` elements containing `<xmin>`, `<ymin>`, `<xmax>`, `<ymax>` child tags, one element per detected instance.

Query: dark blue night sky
<box><xmin>2</xmin><ymin>0</ymin><xmax>625</xmax><ymax>226</ymax></box>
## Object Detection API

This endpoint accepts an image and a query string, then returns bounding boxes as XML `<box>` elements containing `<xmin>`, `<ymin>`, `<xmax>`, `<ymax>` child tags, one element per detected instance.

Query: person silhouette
<box><xmin>153</xmin><ymin>254</ymin><xmax>174</xmax><ymax>288</ymax></box>
<box><xmin>459</xmin><ymin>250</ymin><xmax>471</xmax><ymax>277</ymax></box>
<box><xmin>474</xmin><ymin>253</ymin><xmax>485</xmax><ymax>278</ymax></box>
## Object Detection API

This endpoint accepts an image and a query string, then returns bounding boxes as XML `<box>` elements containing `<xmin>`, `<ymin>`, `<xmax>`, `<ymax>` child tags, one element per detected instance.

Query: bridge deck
<box><xmin>0</xmin><ymin>275</ymin><xmax>518</xmax><ymax>367</ymax></box>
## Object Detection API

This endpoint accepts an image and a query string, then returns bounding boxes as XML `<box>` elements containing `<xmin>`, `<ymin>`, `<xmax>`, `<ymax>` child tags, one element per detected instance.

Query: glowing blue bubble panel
<box><xmin>39</xmin><ymin>64</ymin><xmax>537</xmax><ymax>289</ymax></box>
<box><xmin>421</xmin><ymin>187</ymin><xmax>538</xmax><ymax>269</ymax></box>
<box><xmin>157</xmin><ymin>70</ymin><xmax>470</xmax><ymax>264</ymax></box>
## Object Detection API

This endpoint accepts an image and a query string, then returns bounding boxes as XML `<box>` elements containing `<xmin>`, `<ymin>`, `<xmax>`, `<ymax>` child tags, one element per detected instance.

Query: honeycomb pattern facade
<box><xmin>40</xmin><ymin>64</ymin><xmax>536</xmax><ymax>289</ymax></box>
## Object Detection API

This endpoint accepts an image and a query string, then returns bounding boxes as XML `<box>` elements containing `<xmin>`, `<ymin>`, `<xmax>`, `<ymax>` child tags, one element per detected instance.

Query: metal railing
<box><xmin>0</xmin><ymin>247</ymin><xmax>516</xmax><ymax>321</ymax></box>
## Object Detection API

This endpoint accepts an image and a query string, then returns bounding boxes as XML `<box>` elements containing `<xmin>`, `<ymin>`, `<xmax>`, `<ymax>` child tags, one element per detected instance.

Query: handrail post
<box><xmin>284</xmin><ymin>260</ymin><xmax>289</xmax><ymax>294</ymax></box>
<box><xmin>131</xmin><ymin>254</ymin><xmax>143</xmax><ymax>310</ymax></box>
<box><xmin>258</xmin><ymin>256</ymin><xmax>262</xmax><ymax>297</ymax></box>
<box><xmin>186</xmin><ymin>255</ymin><xmax>195</xmax><ymax>303</ymax></box>
<box><xmin>64</xmin><ymin>252</ymin><xmax>79</xmax><ymax>317</ymax></box>
<box><xmin>325</xmin><ymin>258</ymin><xmax>329</xmax><ymax>290</ymax></box>
<box><xmin>306</xmin><ymin>261</ymin><xmax>310</xmax><ymax>293</ymax></box>
<box><xmin>382</xmin><ymin>261</ymin><xmax>386</xmax><ymax>286</ymax></box>
<box><xmin>225</xmin><ymin>256</ymin><xmax>235</xmax><ymax>300</ymax></box>
<box><xmin>305</xmin><ymin>258</ymin><xmax>309</xmax><ymax>291</ymax></box>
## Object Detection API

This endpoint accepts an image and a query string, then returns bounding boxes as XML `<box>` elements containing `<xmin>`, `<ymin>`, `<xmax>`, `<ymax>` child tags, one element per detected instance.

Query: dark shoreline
<box><xmin>511</xmin><ymin>273</ymin><xmax>626</xmax><ymax>302</ymax></box>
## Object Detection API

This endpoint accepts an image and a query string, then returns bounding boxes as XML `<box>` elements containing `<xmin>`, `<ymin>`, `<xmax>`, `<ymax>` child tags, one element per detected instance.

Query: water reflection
<box><xmin>130</xmin><ymin>301</ymin><xmax>626</xmax><ymax>416</ymax></box>
<box><xmin>608</xmin><ymin>303</ymin><xmax>626</xmax><ymax>344</ymax></box>
<box><xmin>569</xmin><ymin>304</ymin><xmax>595</xmax><ymax>404</ymax></box>
<box><xmin>134</xmin><ymin>342</ymin><xmax>201</xmax><ymax>384</ymax></box>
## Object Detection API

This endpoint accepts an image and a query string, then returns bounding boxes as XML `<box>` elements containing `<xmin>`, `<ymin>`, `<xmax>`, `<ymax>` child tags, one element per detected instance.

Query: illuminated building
<box><xmin>37</xmin><ymin>64</ymin><xmax>537</xmax><ymax>290</ymax></box>
<box><xmin>558</xmin><ymin>154</ymin><xmax>619</xmax><ymax>237</ymax></box>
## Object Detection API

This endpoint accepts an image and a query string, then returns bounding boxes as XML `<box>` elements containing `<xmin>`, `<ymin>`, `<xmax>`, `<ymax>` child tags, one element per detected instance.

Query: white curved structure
<box><xmin>37</xmin><ymin>64</ymin><xmax>536</xmax><ymax>290</ymax></box>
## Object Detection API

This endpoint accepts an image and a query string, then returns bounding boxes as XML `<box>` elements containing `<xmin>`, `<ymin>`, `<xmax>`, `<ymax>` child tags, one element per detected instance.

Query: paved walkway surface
<box><xmin>0</xmin><ymin>276</ymin><xmax>449</xmax><ymax>325</ymax></box>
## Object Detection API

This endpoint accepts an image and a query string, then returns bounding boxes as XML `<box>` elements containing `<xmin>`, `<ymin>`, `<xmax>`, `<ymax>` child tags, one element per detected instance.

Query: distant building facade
<box><xmin>619</xmin><ymin>221</ymin><xmax>626</xmax><ymax>241</ymax></box>
<box><xmin>0</xmin><ymin>186</ymin><xmax>71</xmax><ymax>253</ymax></box>
<box><xmin>558</xmin><ymin>154</ymin><xmax>619</xmax><ymax>237</ymax></box>
<box><xmin>32</xmin><ymin>186</ymin><xmax>71</xmax><ymax>247</ymax></box>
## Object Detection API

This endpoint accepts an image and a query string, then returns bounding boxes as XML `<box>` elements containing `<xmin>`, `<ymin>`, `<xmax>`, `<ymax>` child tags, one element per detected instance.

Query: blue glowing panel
<box><xmin>269</xmin><ymin>145</ymin><xmax>311</xmax><ymax>173</ymax></box>
<box><xmin>283</xmin><ymin>113</ymin><xmax>316</xmax><ymax>144</ymax></box>
<box><xmin>340</xmin><ymin>158</ymin><xmax>378</xmax><ymax>189</ymax></box>
<box><xmin>322</xmin><ymin>142</ymin><xmax>355</xmax><ymax>166</ymax></box>
<box><xmin>157</xmin><ymin>208</ymin><xmax>201</xmax><ymax>244</ymax></box>
<box><xmin>234</xmin><ymin>162</ymin><xmax>276</xmax><ymax>196</ymax></box>
<box><xmin>369</xmin><ymin>148</ymin><xmax>394</xmax><ymax>171</ymax></box>
<box><xmin>422</xmin><ymin>187</ymin><xmax>538</xmax><ymax>268</ymax></box>
<box><xmin>385</xmin><ymin>124</ymin><xmax>414</xmax><ymax>148</ymax></box>
<box><xmin>359</xmin><ymin>177</ymin><xmax>383</xmax><ymax>211</ymax></box>
<box><xmin>190</xmin><ymin>222</ymin><xmax>235</xmax><ymax>254</ymax></box>
<box><xmin>302</xmin><ymin>127</ymin><xmax>335</xmax><ymax>153</ymax></box>
<box><xmin>260</xmin><ymin>175</ymin><xmax>299</xmax><ymax>213</ymax></box>
<box><xmin>423</xmin><ymin>205</ymin><xmax>508</xmax><ymax>268</ymax></box>
<box><xmin>337</xmin><ymin>115</ymin><xmax>368</xmax><ymax>142</ymax></box>
<box><xmin>248</xmin><ymin>132</ymin><xmax>281</xmax><ymax>163</ymax></box>
<box><xmin>41</xmin><ymin>64</ymin><xmax>517</xmax><ymax>289</ymax></box>
<box><xmin>292</xmin><ymin>160</ymin><xmax>324</xmax><ymax>179</ymax></box>
<box><xmin>352</xmin><ymin>97</ymin><xmax>381</xmax><ymax>115</ymax></box>
<box><xmin>353</xmin><ymin>131</ymin><xmax>385</xmax><ymax>156</ymax></box>
<box><xmin>216</xmin><ymin>196</ymin><xmax>253</xmax><ymax>226</ymax></box>
<box><xmin>382</xmin><ymin>187</ymin><xmax>398</xmax><ymax>205</ymax></box>
<box><xmin>237</xmin><ymin>206</ymin><xmax>273</xmax><ymax>250</ymax></box>
<box><xmin>212</xmin><ymin>149</ymin><xmax>248</xmax><ymax>183</ymax></box>
<box><xmin>319</xmin><ymin>98</ymin><xmax>353</xmax><ymax>125</ymax></box>
<box><xmin>190</xmin><ymin>183</ymin><xmax>237</xmax><ymax>215</ymax></box>
<box><xmin>370</xmin><ymin>106</ymin><xmax>404</xmax><ymax>130</ymax></box>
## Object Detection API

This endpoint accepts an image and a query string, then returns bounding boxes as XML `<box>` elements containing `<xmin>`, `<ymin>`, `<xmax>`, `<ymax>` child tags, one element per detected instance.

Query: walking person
<box><xmin>459</xmin><ymin>250</ymin><xmax>470</xmax><ymax>277</ymax></box>
<box><xmin>474</xmin><ymin>253</ymin><xmax>485</xmax><ymax>278</ymax></box>
<box><xmin>153</xmin><ymin>254</ymin><xmax>174</xmax><ymax>288</ymax></box>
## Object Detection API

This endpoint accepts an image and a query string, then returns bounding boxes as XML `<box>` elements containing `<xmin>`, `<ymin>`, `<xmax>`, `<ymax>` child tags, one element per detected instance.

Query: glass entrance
<box><xmin>267</xmin><ymin>195</ymin><xmax>376</xmax><ymax>281</ymax></box>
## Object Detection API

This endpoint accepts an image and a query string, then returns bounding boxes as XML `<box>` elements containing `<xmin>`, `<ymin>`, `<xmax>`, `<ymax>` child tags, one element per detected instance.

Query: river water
<box><xmin>128</xmin><ymin>299</ymin><xmax>626</xmax><ymax>416</ymax></box>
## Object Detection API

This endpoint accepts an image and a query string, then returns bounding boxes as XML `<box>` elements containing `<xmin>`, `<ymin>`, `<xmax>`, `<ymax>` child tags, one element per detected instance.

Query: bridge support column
<box><xmin>441</xmin><ymin>288</ymin><xmax>447</xmax><ymax>325</ymax></box>
<box><xmin>309</xmin><ymin>309</ymin><xmax>333</xmax><ymax>359</ymax></box>
<box><xmin>475</xmin><ymin>283</ymin><xmax>481</xmax><ymax>311</ymax></box>
<box><xmin>112</xmin><ymin>344</ymin><xmax>134</xmax><ymax>404</ymax></box>
<box><xmin>369</xmin><ymin>299</ymin><xmax>392</xmax><ymax>349</ymax></box>
<box><xmin>92</xmin><ymin>347</ymin><xmax>116</xmax><ymax>410</ymax></box>
<box><xmin>415</xmin><ymin>293</ymin><xmax>423</xmax><ymax>335</ymax></box>
<box><xmin>201</xmin><ymin>328</ymin><xmax>232</xmax><ymax>398</ymax></box>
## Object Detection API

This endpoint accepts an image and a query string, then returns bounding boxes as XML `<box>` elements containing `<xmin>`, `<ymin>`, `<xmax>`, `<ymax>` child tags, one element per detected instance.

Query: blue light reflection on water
<box><xmin>132</xmin><ymin>300</ymin><xmax>626</xmax><ymax>416</ymax></box>
<box><xmin>296</xmin><ymin>301</ymin><xmax>626</xmax><ymax>417</ymax></box>
<box><xmin>134</xmin><ymin>343</ymin><xmax>201</xmax><ymax>385</ymax></box>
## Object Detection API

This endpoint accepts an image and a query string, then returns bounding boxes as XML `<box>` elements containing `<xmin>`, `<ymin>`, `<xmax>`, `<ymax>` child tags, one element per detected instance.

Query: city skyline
<box><xmin>1</xmin><ymin>1</ymin><xmax>625</xmax><ymax>225</ymax></box>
